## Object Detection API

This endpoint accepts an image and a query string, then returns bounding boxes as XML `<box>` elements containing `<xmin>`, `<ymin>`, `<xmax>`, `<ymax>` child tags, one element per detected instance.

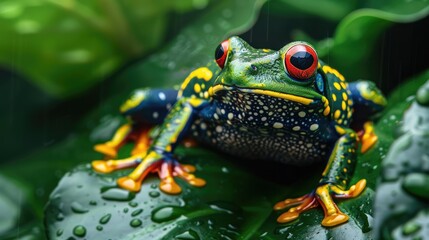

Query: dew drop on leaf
<box><xmin>174</xmin><ymin>229</ymin><xmax>200</xmax><ymax>240</ymax></box>
<box><xmin>99</xmin><ymin>213</ymin><xmax>111</xmax><ymax>224</ymax></box>
<box><xmin>73</xmin><ymin>225</ymin><xmax>86</xmax><ymax>237</ymax></box>
<box><xmin>151</xmin><ymin>206</ymin><xmax>184</xmax><ymax>223</ymax></box>
<box><xmin>130</xmin><ymin>219</ymin><xmax>142</xmax><ymax>228</ymax></box>
<box><xmin>149</xmin><ymin>191</ymin><xmax>160</xmax><ymax>198</ymax></box>
<box><xmin>131</xmin><ymin>208</ymin><xmax>143</xmax><ymax>217</ymax></box>
<box><xmin>101</xmin><ymin>188</ymin><xmax>135</xmax><ymax>201</ymax></box>
<box><xmin>56</xmin><ymin>229</ymin><xmax>63</xmax><ymax>237</ymax></box>
<box><xmin>71</xmin><ymin>201</ymin><xmax>89</xmax><ymax>214</ymax></box>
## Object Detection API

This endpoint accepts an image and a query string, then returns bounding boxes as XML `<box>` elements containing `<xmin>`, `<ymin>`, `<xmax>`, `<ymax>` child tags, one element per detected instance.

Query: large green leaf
<box><xmin>42</xmin><ymin>71</ymin><xmax>429</xmax><ymax>239</ymax></box>
<box><xmin>0</xmin><ymin>0</ymin><xmax>209</xmax><ymax>98</ymax></box>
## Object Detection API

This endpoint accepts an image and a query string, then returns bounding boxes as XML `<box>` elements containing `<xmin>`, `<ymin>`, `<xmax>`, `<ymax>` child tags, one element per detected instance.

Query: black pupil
<box><xmin>215</xmin><ymin>44</ymin><xmax>224</xmax><ymax>60</ymax></box>
<box><xmin>290</xmin><ymin>51</ymin><xmax>314</xmax><ymax>70</ymax></box>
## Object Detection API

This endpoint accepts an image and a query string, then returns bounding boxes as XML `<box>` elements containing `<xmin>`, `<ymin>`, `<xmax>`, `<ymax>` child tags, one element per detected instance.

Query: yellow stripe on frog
<box><xmin>178</xmin><ymin>67</ymin><xmax>213</xmax><ymax>97</ymax></box>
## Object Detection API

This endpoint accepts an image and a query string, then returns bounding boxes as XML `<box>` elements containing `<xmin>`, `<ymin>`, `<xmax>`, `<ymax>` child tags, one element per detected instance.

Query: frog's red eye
<box><xmin>284</xmin><ymin>44</ymin><xmax>318</xmax><ymax>80</ymax></box>
<box><xmin>215</xmin><ymin>40</ymin><xmax>229</xmax><ymax>69</ymax></box>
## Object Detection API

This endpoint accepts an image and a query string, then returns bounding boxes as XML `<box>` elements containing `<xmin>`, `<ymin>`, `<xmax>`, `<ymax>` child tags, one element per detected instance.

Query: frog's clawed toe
<box><xmin>115</xmin><ymin>156</ymin><xmax>205</xmax><ymax>194</ymax></box>
<box><xmin>275</xmin><ymin>179</ymin><xmax>366</xmax><ymax>227</ymax></box>
<box><xmin>94</xmin><ymin>144</ymin><xmax>118</xmax><ymax>158</ymax></box>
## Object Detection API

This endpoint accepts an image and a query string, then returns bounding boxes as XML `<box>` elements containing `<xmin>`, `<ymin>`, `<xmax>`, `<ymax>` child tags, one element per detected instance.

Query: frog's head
<box><xmin>210</xmin><ymin>36</ymin><xmax>329</xmax><ymax>115</ymax></box>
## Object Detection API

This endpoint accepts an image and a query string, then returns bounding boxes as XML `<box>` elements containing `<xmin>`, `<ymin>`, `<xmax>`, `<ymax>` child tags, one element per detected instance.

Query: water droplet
<box><xmin>89</xmin><ymin>200</ymin><xmax>97</xmax><ymax>206</ymax></box>
<box><xmin>56</xmin><ymin>229</ymin><xmax>63</xmax><ymax>237</ymax></box>
<box><xmin>151</xmin><ymin>183</ymin><xmax>157</xmax><ymax>189</ymax></box>
<box><xmin>101</xmin><ymin>188</ymin><xmax>135</xmax><ymax>201</ymax></box>
<box><xmin>129</xmin><ymin>201</ymin><xmax>138</xmax><ymax>208</ymax></box>
<box><xmin>221</xmin><ymin>167</ymin><xmax>229</xmax><ymax>173</ymax></box>
<box><xmin>130</xmin><ymin>219</ymin><xmax>142</xmax><ymax>228</ymax></box>
<box><xmin>149</xmin><ymin>191</ymin><xmax>160</xmax><ymax>198</ymax></box>
<box><xmin>131</xmin><ymin>208</ymin><xmax>143</xmax><ymax>217</ymax></box>
<box><xmin>175</xmin><ymin>229</ymin><xmax>200</xmax><ymax>239</ymax></box>
<box><xmin>402</xmin><ymin>221</ymin><xmax>421</xmax><ymax>235</ymax></box>
<box><xmin>96</xmin><ymin>225</ymin><xmax>103</xmax><ymax>231</ymax></box>
<box><xmin>123</xmin><ymin>208</ymin><xmax>129</xmax><ymax>213</ymax></box>
<box><xmin>151</xmin><ymin>206</ymin><xmax>185</xmax><ymax>223</ymax></box>
<box><xmin>71</xmin><ymin>201</ymin><xmax>89</xmax><ymax>214</ymax></box>
<box><xmin>73</xmin><ymin>225</ymin><xmax>86</xmax><ymax>237</ymax></box>
<box><xmin>361</xmin><ymin>213</ymin><xmax>373</xmax><ymax>233</ymax></box>
<box><xmin>99</xmin><ymin>213</ymin><xmax>111</xmax><ymax>224</ymax></box>
<box><xmin>56</xmin><ymin>212</ymin><xmax>64</xmax><ymax>221</ymax></box>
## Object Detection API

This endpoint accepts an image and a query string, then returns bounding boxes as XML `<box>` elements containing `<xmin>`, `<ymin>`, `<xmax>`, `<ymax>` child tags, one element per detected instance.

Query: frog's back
<box><xmin>177</xmin><ymin>62</ymin><xmax>219</xmax><ymax>100</ymax></box>
<box><xmin>318</xmin><ymin>61</ymin><xmax>354</xmax><ymax>128</ymax></box>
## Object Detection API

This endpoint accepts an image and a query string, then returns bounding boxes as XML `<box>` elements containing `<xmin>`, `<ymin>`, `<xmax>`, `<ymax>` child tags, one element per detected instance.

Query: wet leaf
<box><xmin>373</xmin><ymin>76</ymin><xmax>429</xmax><ymax>240</ymax></box>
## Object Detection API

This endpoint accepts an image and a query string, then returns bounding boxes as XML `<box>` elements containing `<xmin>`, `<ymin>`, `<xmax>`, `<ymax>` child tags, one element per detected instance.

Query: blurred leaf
<box><xmin>315</xmin><ymin>3</ymin><xmax>429</xmax><ymax>84</ymax></box>
<box><xmin>271</xmin><ymin>0</ymin><xmax>358</xmax><ymax>21</ymax></box>
<box><xmin>373</xmin><ymin>75</ymin><xmax>429</xmax><ymax>240</ymax></box>
<box><xmin>0</xmin><ymin>0</ymin><xmax>209</xmax><ymax>98</ymax></box>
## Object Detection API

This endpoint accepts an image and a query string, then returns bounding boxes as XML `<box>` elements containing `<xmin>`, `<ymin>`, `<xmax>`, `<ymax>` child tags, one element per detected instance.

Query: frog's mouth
<box><xmin>209</xmin><ymin>84</ymin><xmax>330</xmax><ymax>114</ymax></box>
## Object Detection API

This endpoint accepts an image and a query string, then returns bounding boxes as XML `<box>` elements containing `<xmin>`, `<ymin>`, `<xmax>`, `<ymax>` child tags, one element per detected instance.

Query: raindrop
<box><xmin>96</xmin><ymin>225</ymin><xmax>103</xmax><ymax>231</ymax></box>
<box><xmin>123</xmin><ymin>208</ymin><xmax>129</xmax><ymax>213</ymax></box>
<box><xmin>131</xmin><ymin>208</ymin><xmax>143</xmax><ymax>217</ymax></box>
<box><xmin>99</xmin><ymin>213</ymin><xmax>111</xmax><ymax>224</ymax></box>
<box><xmin>129</xmin><ymin>201</ymin><xmax>138</xmax><ymax>208</ymax></box>
<box><xmin>151</xmin><ymin>183</ymin><xmax>157</xmax><ymax>189</ymax></box>
<box><xmin>56</xmin><ymin>229</ymin><xmax>63</xmax><ymax>237</ymax></box>
<box><xmin>402</xmin><ymin>221</ymin><xmax>421</xmax><ymax>235</ymax></box>
<box><xmin>71</xmin><ymin>202</ymin><xmax>89</xmax><ymax>214</ymax></box>
<box><xmin>130</xmin><ymin>219</ymin><xmax>142</xmax><ymax>228</ymax></box>
<box><xmin>101</xmin><ymin>188</ymin><xmax>135</xmax><ymax>201</ymax></box>
<box><xmin>73</xmin><ymin>225</ymin><xmax>86</xmax><ymax>237</ymax></box>
<box><xmin>151</xmin><ymin>206</ymin><xmax>185</xmax><ymax>223</ymax></box>
<box><xmin>56</xmin><ymin>212</ymin><xmax>64</xmax><ymax>221</ymax></box>
<box><xmin>149</xmin><ymin>191</ymin><xmax>160</xmax><ymax>198</ymax></box>
<box><xmin>89</xmin><ymin>200</ymin><xmax>97</xmax><ymax>206</ymax></box>
<box><xmin>175</xmin><ymin>229</ymin><xmax>200</xmax><ymax>239</ymax></box>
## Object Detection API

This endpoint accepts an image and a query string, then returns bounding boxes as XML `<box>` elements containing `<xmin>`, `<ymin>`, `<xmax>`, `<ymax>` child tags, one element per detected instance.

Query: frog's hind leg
<box><xmin>348</xmin><ymin>81</ymin><xmax>387</xmax><ymax>153</ymax></box>
<box><xmin>92</xmin><ymin>89</ymin><xmax>178</xmax><ymax>173</ymax></box>
<box><xmin>275</xmin><ymin>128</ymin><xmax>367</xmax><ymax>227</ymax></box>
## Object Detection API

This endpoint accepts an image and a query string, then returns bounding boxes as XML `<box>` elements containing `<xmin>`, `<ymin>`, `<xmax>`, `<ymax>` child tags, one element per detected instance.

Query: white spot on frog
<box><xmin>310</xmin><ymin>124</ymin><xmax>319</xmax><ymax>131</ymax></box>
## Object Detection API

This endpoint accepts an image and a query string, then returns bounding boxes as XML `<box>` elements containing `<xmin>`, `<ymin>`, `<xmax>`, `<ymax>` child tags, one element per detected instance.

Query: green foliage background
<box><xmin>0</xmin><ymin>0</ymin><xmax>429</xmax><ymax>239</ymax></box>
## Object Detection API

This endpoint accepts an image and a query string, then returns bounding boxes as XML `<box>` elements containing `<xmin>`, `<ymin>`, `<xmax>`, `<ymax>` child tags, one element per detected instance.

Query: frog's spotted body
<box><xmin>193</xmin><ymin>90</ymin><xmax>332</xmax><ymax>165</ymax></box>
<box><xmin>92</xmin><ymin>36</ymin><xmax>386</xmax><ymax>227</ymax></box>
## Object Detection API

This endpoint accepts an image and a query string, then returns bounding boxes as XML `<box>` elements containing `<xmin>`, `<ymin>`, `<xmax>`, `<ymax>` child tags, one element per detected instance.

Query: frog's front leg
<box><xmin>111</xmin><ymin>97</ymin><xmax>208</xmax><ymax>194</ymax></box>
<box><xmin>274</xmin><ymin>127</ymin><xmax>366</xmax><ymax>227</ymax></box>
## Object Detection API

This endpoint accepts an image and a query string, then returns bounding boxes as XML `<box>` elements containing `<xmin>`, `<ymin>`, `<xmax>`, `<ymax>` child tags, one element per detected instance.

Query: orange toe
<box><xmin>117</xmin><ymin>176</ymin><xmax>141</xmax><ymax>192</ymax></box>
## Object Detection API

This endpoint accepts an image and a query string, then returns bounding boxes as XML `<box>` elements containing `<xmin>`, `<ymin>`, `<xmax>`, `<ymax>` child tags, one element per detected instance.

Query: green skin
<box><xmin>97</xmin><ymin>36</ymin><xmax>387</xmax><ymax>227</ymax></box>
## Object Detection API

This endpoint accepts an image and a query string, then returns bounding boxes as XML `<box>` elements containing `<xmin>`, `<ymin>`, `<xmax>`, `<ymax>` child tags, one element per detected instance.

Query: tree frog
<box><xmin>92</xmin><ymin>36</ymin><xmax>386</xmax><ymax>227</ymax></box>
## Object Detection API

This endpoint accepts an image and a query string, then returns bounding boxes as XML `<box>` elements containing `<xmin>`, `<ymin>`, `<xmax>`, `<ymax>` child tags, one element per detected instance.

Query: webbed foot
<box><xmin>93</xmin><ymin>151</ymin><xmax>205</xmax><ymax>194</ymax></box>
<box><xmin>274</xmin><ymin>179</ymin><xmax>366</xmax><ymax>227</ymax></box>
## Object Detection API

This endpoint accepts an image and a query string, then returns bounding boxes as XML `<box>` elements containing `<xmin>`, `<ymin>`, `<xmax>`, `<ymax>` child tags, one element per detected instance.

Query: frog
<box><xmin>91</xmin><ymin>36</ymin><xmax>386</xmax><ymax>227</ymax></box>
